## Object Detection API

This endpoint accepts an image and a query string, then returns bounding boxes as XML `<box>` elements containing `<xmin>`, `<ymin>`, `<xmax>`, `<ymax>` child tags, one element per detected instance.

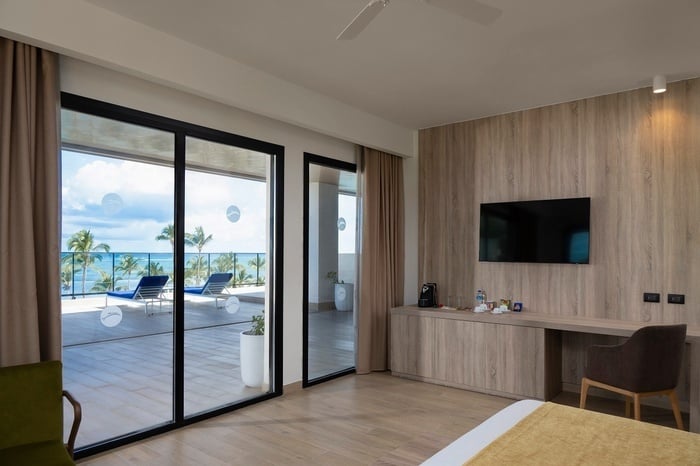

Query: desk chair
<box><xmin>579</xmin><ymin>324</ymin><xmax>687</xmax><ymax>429</ymax></box>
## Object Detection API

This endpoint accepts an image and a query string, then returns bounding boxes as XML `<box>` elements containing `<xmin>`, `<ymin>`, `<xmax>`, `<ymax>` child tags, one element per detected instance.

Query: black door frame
<box><xmin>61</xmin><ymin>93</ymin><xmax>284</xmax><ymax>458</ymax></box>
<box><xmin>302</xmin><ymin>152</ymin><xmax>357</xmax><ymax>388</ymax></box>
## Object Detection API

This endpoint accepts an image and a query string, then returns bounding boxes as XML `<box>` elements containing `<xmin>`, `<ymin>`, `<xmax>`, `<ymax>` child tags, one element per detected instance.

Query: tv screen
<box><xmin>479</xmin><ymin>197</ymin><xmax>590</xmax><ymax>264</ymax></box>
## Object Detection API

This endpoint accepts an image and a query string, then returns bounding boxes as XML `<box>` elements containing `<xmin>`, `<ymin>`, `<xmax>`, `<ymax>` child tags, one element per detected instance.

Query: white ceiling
<box><xmin>85</xmin><ymin>0</ymin><xmax>700</xmax><ymax>130</ymax></box>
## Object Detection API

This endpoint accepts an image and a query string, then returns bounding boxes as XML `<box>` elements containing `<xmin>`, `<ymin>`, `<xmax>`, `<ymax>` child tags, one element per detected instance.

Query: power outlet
<box><xmin>643</xmin><ymin>292</ymin><xmax>660</xmax><ymax>303</ymax></box>
<box><xmin>668</xmin><ymin>294</ymin><xmax>685</xmax><ymax>305</ymax></box>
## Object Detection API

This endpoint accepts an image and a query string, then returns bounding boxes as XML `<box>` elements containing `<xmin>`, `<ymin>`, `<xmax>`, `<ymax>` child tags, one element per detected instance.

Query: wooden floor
<box><xmin>78</xmin><ymin>373</ymin><xmax>689</xmax><ymax>465</ymax></box>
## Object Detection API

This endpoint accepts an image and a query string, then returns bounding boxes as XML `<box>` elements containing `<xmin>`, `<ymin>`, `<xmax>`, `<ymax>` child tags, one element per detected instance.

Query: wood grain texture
<box><xmin>78</xmin><ymin>373</ymin><xmax>514</xmax><ymax>465</ymax></box>
<box><xmin>391</xmin><ymin>306</ymin><xmax>700</xmax><ymax>428</ymax></box>
<box><xmin>391</xmin><ymin>312</ymin><xmax>545</xmax><ymax>399</ymax></box>
<box><xmin>418</xmin><ymin>78</ymin><xmax>700</xmax><ymax>326</ymax></box>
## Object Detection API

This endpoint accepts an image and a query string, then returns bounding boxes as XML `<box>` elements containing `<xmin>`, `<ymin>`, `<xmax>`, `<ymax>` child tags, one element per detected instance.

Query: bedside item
<box><xmin>418</xmin><ymin>283</ymin><xmax>437</xmax><ymax>307</ymax></box>
<box><xmin>513</xmin><ymin>302</ymin><xmax>523</xmax><ymax>312</ymax></box>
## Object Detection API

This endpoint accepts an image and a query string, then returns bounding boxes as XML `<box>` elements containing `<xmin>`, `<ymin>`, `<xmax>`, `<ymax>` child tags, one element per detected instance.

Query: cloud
<box><xmin>62</xmin><ymin>151</ymin><xmax>268</xmax><ymax>253</ymax></box>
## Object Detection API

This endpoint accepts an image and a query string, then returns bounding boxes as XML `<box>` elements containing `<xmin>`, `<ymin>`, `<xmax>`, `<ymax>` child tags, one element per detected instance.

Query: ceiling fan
<box><xmin>337</xmin><ymin>0</ymin><xmax>503</xmax><ymax>40</ymax></box>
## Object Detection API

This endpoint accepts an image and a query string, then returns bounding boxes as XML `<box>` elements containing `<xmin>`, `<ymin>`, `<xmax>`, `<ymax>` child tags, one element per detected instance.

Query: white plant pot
<box><xmin>240</xmin><ymin>331</ymin><xmax>264</xmax><ymax>387</ymax></box>
<box><xmin>334</xmin><ymin>283</ymin><xmax>354</xmax><ymax>311</ymax></box>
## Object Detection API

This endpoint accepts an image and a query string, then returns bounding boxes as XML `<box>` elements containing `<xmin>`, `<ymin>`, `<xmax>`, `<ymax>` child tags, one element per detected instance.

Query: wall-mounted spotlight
<box><xmin>653</xmin><ymin>75</ymin><xmax>667</xmax><ymax>94</ymax></box>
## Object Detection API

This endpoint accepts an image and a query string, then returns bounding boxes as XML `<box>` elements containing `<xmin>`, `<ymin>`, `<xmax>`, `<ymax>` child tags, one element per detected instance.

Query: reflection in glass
<box><xmin>306</xmin><ymin>162</ymin><xmax>357</xmax><ymax>381</ymax></box>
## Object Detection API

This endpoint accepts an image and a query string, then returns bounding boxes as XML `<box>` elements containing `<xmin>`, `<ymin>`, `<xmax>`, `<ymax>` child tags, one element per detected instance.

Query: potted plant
<box><xmin>326</xmin><ymin>271</ymin><xmax>354</xmax><ymax>312</ymax></box>
<box><xmin>240</xmin><ymin>312</ymin><xmax>264</xmax><ymax>387</ymax></box>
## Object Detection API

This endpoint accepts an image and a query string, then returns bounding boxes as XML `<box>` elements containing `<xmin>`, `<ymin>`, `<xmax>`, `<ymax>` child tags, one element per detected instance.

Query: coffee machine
<box><xmin>418</xmin><ymin>283</ymin><xmax>438</xmax><ymax>307</ymax></box>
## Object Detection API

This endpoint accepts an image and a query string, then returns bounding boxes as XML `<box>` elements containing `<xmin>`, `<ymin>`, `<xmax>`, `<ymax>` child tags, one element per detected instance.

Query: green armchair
<box><xmin>0</xmin><ymin>360</ymin><xmax>82</xmax><ymax>465</ymax></box>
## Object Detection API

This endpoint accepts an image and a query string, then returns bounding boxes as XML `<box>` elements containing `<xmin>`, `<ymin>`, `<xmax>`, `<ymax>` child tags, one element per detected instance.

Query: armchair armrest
<box><xmin>62</xmin><ymin>390</ymin><xmax>82</xmax><ymax>458</ymax></box>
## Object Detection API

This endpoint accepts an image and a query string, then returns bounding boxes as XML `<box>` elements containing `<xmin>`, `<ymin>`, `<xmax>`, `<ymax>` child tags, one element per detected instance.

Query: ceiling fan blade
<box><xmin>337</xmin><ymin>0</ymin><xmax>390</xmax><ymax>40</ymax></box>
<box><xmin>425</xmin><ymin>0</ymin><xmax>502</xmax><ymax>26</ymax></box>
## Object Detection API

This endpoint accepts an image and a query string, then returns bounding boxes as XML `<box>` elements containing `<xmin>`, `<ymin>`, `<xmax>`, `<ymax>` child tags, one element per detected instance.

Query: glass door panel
<box><xmin>61</xmin><ymin>109</ymin><xmax>175</xmax><ymax>447</ymax></box>
<box><xmin>183</xmin><ymin>136</ymin><xmax>272</xmax><ymax>416</ymax></box>
<box><xmin>304</xmin><ymin>155</ymin><xmax>357</xmax><ymax>384</ymax></box>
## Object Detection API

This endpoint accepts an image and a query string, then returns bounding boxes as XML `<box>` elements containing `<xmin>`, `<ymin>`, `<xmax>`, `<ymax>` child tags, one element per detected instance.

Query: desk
<box><xmin>389</xmin><ymin>306</ymin><xmax>700</xmax><ymax>432</ymax></box>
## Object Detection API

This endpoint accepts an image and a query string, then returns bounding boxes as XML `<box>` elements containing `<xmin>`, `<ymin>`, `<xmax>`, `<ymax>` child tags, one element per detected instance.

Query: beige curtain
<box><xmin>357</xmin><ymin>147</ymin><xmax>404</xmax><ymax>373</ymax></box>
<box><xmin>0</xmin><ymin>37</ymin><xmax>61</xmax><ymax>366</ymax></box>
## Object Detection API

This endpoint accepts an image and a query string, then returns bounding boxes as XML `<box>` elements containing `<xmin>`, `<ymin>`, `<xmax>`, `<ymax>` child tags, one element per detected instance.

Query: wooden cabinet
<box><xmin>391</xmin><ymin>310</ymin><xmax>547</xmax><ymax>399</ymax></box>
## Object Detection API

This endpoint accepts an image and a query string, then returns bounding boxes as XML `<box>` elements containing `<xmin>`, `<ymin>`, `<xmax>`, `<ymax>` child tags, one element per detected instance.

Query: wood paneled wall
<box><xmin>419</xmin><ymin>78</ymin><xmax>700</xmax><ymax>326</ymax></box>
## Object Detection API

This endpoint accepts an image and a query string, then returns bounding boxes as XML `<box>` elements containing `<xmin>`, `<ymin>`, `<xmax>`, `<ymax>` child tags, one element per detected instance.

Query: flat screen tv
<box><xmin>479</xmin><ymin>197</ymin><xmax>590</xmax><ymax>264</ymax></box>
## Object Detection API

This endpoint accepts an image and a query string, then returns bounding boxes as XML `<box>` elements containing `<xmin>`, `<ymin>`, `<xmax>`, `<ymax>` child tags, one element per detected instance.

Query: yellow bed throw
<box><xmin>466</xmin><ymin>402</ymin><xmax>700</xmax><ymax>465</ymax></box>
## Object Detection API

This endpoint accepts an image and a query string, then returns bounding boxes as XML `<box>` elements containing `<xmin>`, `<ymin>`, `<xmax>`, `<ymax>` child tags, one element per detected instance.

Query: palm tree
<box><xmin>60</xmin><ymin>260</ymin><xmax>73</xmax><ymax>293</ymax></box>
<box><xmin>185</xmin><ymin>255</ymin><xmax>208</xmax><ymax>285</ymax></box>
<box><xmin>185</xmin><ymin>226</ymin><xmax>213</xmax><ymax>283</ymax></box>
<box><xmin>115</xmin><ymin>254</ymin><xmax>142</xmax><ymax>289</ymax></box>
<box><xmin>155</xmin><ymin>224</ymin><xmax>175</xmax><ymax>253</ymax></box>
<box><xmin>91</xmin><ymin>271</ymin><xmax>117</xmax><ymax>292</ymax></box>
<box><xmin>146</xmin><ymin>261</ymin><xmax>165</xmax><ymax>276</ymax></box>
<box><xmin>247</xmin><ymin>254</ymin><xmax>265</xmax><ymax>285</ymax></box>
<box><xmin>66</xmin><ymin>229</ymin><xmax>110</xmax><ymax>295</ymax></box>
<box><xmin>213</xmin><ymin>252</ymin><xmax>236</xmax><ymax>273</ymax></box>
<box><xmin>231</xmin><ymin>266</ymin><xmax>253</xmax><ymax>286</ymax></box>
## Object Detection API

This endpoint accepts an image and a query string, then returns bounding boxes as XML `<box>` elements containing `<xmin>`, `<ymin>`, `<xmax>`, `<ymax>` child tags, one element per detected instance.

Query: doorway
<box><xmin>60</xmin><ymin>94</ymin><xmax>283</xmax><ymax>456</ymax></box>
<box><xmin>303</xmin><ymin>153</ymin><xmax>357</xmax><ymax>386</ymax></box>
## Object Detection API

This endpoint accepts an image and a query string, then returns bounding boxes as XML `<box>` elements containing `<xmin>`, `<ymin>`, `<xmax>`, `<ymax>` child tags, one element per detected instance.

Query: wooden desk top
<box><xmin>391</xmin><ymin>306</ymin><xmax>700</xmax><ymax>341</ymax></box>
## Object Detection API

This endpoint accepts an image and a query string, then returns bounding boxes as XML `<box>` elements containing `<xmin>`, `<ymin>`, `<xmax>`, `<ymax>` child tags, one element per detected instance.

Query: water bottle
<box><xmin>476</xmin><ymin>289</ymin><xmax>485</xmax><ymax>307</ymax></box>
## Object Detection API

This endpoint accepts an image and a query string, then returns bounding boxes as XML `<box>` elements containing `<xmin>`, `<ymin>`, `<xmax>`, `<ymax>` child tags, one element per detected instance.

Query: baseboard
<box><xmin>283</xmin><ymin>381</ymin><xmax>303</xmax><ymax>395</ymax></box>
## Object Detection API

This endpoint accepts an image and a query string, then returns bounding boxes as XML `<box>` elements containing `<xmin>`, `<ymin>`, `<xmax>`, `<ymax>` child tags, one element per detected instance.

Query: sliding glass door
<box><xmin>60</xmin><ymin>94</ymin><xmax>283</xmax><ymax>456</ymax></box>
<box><xmin>303</xmin><ymin>153</ymin><xmax>357</xmax><ymax>386</ymax></box>
<box><xmin>183</xmin><ymin>136</ymin><xmax>273</xmax><ymax>415</ymax></box>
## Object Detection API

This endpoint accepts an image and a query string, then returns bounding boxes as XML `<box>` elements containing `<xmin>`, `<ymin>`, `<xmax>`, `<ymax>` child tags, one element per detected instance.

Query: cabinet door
<box><xmin>390</xmin><ymin>313</ymin><xmax>435</xmax><ymax>378</ymax></box>
<box><xmin>391</xmin><ymin>314</ymin><xmax>545</xmax><ymax>398</ymax></box>
<box><xmin>492</xmin><ymin>324</ymin><xmax>544</xmax><ymax>397</ymax></box>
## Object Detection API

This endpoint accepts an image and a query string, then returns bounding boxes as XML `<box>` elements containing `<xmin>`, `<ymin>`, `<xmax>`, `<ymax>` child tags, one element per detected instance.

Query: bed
<box><xmin>422</xmin><ymin>400</ymin><xmax>700</xmax><ymax>465</ymax></box>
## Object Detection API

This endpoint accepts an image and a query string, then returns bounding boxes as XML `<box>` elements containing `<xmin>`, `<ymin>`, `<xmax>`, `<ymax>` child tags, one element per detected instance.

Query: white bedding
<box><xmin>421</xmin><ymin>399</ymin><xmax>544</xmax><ymax>466</ymax></box>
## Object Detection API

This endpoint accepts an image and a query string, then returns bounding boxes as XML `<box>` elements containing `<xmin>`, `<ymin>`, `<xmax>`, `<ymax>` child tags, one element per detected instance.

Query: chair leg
<box><xmin>625</xmin><ymin>397</ymin><xmax>631</xmax><ymax>418</ymax></box>
<box><xmin>668</xmin><ymin>389</ymin><xmax>684</xmax><ymax>430</ymax></box>
<box><xmin>633</xmin><ymin>393</ymin><xmax>641</xmax><ymax>421</ymax></box>
<box><xmin>579</xmin><ymin>377</ymin><xmax>589</xmax><ymax>409</ymax></box>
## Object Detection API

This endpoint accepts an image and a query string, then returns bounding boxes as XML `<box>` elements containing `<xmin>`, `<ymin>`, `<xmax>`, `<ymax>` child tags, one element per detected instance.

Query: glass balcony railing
<box><xmin>60</xmin><ymin>251</ymin><xmax>265</xmax><ymax>297</ymax></box>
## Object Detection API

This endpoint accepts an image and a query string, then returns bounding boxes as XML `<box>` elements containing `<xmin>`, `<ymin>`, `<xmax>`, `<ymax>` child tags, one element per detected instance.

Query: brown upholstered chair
<box><xmin>579</xmin><ymin>324</ymin><xmax>687</xmax><ymax>429</ymax></box>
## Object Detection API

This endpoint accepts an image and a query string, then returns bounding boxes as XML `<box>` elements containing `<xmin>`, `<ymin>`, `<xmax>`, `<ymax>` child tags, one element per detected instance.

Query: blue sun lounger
<box><xmin>184</xmin><ymin>272</ymin><xmax>233</xmax><ymax>307</ymax></box>
<box><xmin>105</xmin><ymin>275</ymin><xmax>170</xmax><ymax>315</ymax></box>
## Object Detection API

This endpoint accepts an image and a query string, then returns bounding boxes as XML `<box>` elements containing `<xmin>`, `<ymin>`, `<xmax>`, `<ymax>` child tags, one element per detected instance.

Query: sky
<box><xmin>62</xmin><ymin>150</ymin><xmax>268</xmax><ymax>253</ymax></box>
<box><xmin>62</xmin><ymin>151</ymin><xmax>357</xmax><ymax>254</ymax></box>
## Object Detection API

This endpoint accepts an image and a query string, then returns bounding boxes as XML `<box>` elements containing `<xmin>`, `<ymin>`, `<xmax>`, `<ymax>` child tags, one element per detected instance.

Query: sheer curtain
<box><xmin>357</xmin><ymin>147</ymin><xmax>404</xmax><ymax>373</ymax></box>
<box><xmin>0</xmin><ymin>37</ymin><xmax>61</xmax><ymax>366</ymax></box>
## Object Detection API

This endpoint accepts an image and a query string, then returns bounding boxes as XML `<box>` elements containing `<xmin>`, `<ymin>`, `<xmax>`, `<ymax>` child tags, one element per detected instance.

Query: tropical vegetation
<box><xmin>62</xmin><ymin>225</ymin><xmax>265</xmax><ymax>295</ymax></box>
<box><xmin>66</xmin><ymin>229</ymin><xmax>111</xmax><ymax>295</ymax></box>
<box><xmin>185</xmin><ymin>226</ymin><xmax>213</xmax><ymax>284</ymax></box>
<box><xmin>155</xmin><ymin>224</ymin><xmax>175</xmax><ymax>253</ymax></box>
<box><xmin>115</xmin><ymin>254</ymin><xmax>142</xmax><ymax>289</ymax></box>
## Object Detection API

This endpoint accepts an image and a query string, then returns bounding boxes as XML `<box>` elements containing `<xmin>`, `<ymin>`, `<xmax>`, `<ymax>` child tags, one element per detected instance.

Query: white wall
<box><xmin>0</xmin><ymin>0</ymin><xmax>422</xmax><ymax>380</ymax></box>
<box><xmin>0</xmin><ymin>0</ymin><xmax>415</xmax><ymax>158</ymax></box>
<box><xmin>60</xmin><ymin>57</ymin><xmax>356</xmax><ymax>385</ymax></box>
